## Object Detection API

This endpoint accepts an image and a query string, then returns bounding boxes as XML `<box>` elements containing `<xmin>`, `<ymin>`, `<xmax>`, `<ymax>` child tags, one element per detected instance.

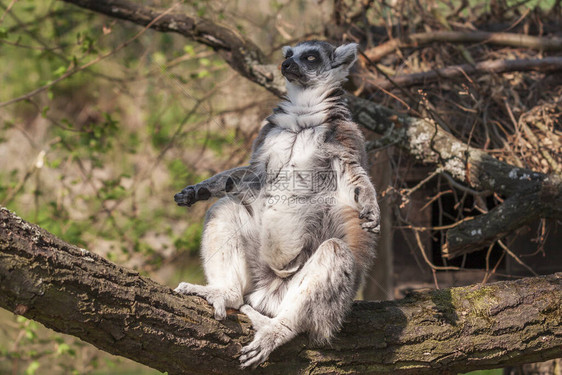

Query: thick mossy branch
<box><xmin>1</xmin><ymin>206</ymin><xmax>562</xmax><ymax>374</ymax></box>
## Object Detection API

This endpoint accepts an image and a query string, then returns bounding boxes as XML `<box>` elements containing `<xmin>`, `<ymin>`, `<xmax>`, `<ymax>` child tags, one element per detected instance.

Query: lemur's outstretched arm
<box><xmin>174</xmin><ymin>166</ymin><xmax>256</xmax><ymax>206</ymax></box>
<box><xmin>174</xmin><ymin>122</ymin><xmax>275</xmax><ymax>207</ymax></box>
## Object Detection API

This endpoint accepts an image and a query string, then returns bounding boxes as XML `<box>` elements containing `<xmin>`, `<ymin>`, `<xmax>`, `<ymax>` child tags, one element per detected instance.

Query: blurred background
<box><xmin>0</xmin><ymin>0</ymin><xmax>560</xmax><ymax>374</ymax></box>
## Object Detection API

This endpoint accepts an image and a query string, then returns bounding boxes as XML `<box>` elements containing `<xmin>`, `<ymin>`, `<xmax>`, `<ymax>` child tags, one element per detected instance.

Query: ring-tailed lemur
<box><xmin>174</xmin><ymin>40</ymin><xmax>380</xmax><ymax>368</ymax></box>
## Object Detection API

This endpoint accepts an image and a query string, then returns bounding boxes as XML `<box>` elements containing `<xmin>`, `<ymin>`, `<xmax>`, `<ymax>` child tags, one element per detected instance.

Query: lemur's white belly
<box><xmin>257</xmin><ymin>125</ymin><xmax>330</xmax><ymax>276</ymax></box>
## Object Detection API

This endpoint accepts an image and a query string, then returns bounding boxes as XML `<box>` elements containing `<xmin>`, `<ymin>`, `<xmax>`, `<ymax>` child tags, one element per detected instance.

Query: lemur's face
<box><xmin>281</xmin><ymin>41</ymin><xmax>358</xmax><ymax>88</ymax></box>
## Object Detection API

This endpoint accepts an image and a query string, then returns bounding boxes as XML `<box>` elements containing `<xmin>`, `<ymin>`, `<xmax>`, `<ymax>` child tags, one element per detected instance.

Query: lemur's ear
<box><xmin>282</xmin><ymin>46</ymin><xmax>293</xmax><ymax>58</ymax></box>
<box><xmin>332</xmin><ymin>43</ymin><xmax>358</xmax><ymax>69</ymax></box>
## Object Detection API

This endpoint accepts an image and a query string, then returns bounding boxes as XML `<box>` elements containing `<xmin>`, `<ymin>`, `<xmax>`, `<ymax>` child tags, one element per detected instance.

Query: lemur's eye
<box><xmin>306</xmin><ymin>55</ymin><xmax>317</xmax><ymax>62</ymax></box>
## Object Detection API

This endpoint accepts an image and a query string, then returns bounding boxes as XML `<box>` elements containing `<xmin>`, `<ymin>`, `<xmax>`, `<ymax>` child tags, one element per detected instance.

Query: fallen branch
<box><xmin>1</xmin><ymin>206</ymin><xmax>561</xmax><ymax>374</ymax></box>
<box><xmin>363</xmin><ymin>57</ymin><xmax>562</xmax><ymax>91</ymax></box>
<box><xmin>364</xmin><ymin>31</ymin><xmax>562</xmax><ymax>62</ymax></box>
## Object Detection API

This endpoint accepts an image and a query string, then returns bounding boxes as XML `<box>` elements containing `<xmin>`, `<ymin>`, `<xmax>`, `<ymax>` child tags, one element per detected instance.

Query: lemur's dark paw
<box><xmin>175</xmin><ymin>186</ymin><xmax>212</xmax><ymax>206</ymax></box>
<box><xmin>174</xmin><ymin>186</ymin><xmax>196</xmax><ymax>206</ymax></box>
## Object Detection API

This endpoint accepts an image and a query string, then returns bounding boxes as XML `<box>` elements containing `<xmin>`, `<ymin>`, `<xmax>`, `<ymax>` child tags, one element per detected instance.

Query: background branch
<box><xmin>364</xmin><ymin>31</ymin><xmax>562</xmax><ymax>63</ymax></box>
<box><xmin>348</xmin><ymin>96</ymin><xmax>562</xmax><ymax>256</ymax></box>
<box><xmin>363</xmin><ymin>57</ymin><xmax>562</xmax><ymax>91</ymax></box>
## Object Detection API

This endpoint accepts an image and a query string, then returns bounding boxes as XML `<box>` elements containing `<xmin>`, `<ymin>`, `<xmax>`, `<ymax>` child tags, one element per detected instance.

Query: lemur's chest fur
<box><xmin>261</xmin><ymin>125</ymin><xmax>328</xmax><ymax>178</ymax></box>
<box><xmin>260</xmin><ymin>93</ymin><xmax>335</xmax><ymax>177</ymax></box>
<box><xmin>255</xmin><ymin>101</ymin><xmax>336</xmax><ymax>278</ymax></box>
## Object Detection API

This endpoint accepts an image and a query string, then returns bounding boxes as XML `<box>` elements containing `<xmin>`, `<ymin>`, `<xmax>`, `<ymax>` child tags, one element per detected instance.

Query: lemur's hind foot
<box><xmin>239</xmin><ymin>305</ymin><xmax>296</xmax><ymax>369</ymax></box>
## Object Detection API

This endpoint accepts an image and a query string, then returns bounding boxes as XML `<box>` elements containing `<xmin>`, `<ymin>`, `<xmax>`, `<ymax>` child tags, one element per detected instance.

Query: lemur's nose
<box><xmin>281</xmin><ymin>58</ymin><xmax>293</xmax><ymax>70</ymax></box>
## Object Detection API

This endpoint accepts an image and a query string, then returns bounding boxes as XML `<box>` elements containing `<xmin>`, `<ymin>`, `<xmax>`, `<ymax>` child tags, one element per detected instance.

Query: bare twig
<box><xmin>414</xmin><ymin>231</ymin><xmax>460</xmax><ymax>271</ymax></box>
<box><xmin>482</xmin><ymin>244</ymin><xmax>506</xmax><ymax>285</ymax></box>
<box><xmin>497</xmin><ymin>240</ymin><xmax>539</xmax><ymax>276</ymax></box>
<box><xmin>400</xmin><ymin>168</ymin><xmax>441</xmax><ymax>197</ymax></box>
<box><xmin>0</xmin><ymin>0</ymin><xmax>18</xmax><ymax>23</ymax></box>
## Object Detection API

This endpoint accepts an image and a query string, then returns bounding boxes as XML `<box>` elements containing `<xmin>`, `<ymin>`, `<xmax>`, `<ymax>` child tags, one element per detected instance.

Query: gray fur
<box><xmin>174</xmin><ymin>41</ymin><xmax>379</xmax><ymax>368</ymax></box>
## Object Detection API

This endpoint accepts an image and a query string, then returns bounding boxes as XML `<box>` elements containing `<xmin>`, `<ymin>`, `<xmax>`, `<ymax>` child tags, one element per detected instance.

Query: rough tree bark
<box><xmin>1</xmin><ymin>206</ymin><xmax>561</xmax><ymax>374</ymax></box>
<box><xmin>60</xmin><ymin>0</ymin><xmax>562</xmax><ymax>258</ymax></box>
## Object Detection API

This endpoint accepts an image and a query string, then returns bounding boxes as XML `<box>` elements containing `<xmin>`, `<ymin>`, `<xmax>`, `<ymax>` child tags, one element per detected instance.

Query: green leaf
<box><xmin>197</xmin><ymin>70</ymin><xmax>210</xmax><ymax>79</ymax></box>
<box><xmin>0</xmin><ymin>27</ymin><xmax>8</xmax><ymax>39</ymax></box>
<box><xmin>53</xmin><ymin>66</ymin><xmax>67</xmax><ymax>77</ymax></box>
<box><xmin>183</xmin><ymin>45</ymin><xmax>195</xmax><ymax>56</ymax></box>
<box><xmin>56</xmin><ymin>342</ymin><xmax>76</xmax><ymax>357</ymax></box>
<box><xmin>152</xmin><ymin>51</ymin><xmax>166</xmax><ymax>65</ymax></box>
<box><xmin>47</xmin><ymin>157</ymin><xmax>62</xmax><ymax>169</ymax></box>
<box><xmin>25</xmin><ymin>361</ymin><xmax>40</xmax><ymax>375</ymax></box>
<box><xmin>25</xmin><ymin>327</ymin><xmax>37</xmax><ymax>340</ymax></box>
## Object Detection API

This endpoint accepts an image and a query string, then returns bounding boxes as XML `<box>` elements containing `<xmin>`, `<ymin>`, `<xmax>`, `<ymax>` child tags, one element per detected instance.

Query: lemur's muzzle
<box><xmin>281</xmin><ymin>58</ymin><xmax>302</xmax><ymax>81</ymax></box>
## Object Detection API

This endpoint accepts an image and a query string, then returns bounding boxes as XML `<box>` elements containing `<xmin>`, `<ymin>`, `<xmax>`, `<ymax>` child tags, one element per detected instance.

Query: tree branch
<box><xmin>362</xmin><ymin>57</ymin><xmax>562</xmax><ymax>91</ymax></box>
<box><xmin>1</xmin><ymin>206</ymin><xmax>561</xmax><ymax>374</ymax></box>
<box><xmin>347</xmin><ymin>96</ymin><xmax>562</xmax><ymax>257</ymax></box>
<box><xmin>443</xmin><ymin>188</ymin><xmax>557</xmax><ymax>259</ymax></box>
<box><xmin>364</xmin><ymin>31</ymin><xmax>562</xmax><ymax>63</ymax></box>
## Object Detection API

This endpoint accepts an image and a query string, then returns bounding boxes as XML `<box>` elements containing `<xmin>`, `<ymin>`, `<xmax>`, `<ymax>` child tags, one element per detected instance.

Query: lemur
<box><xmin>174</xmin><ymin>40</ymin><xmax>380</xmax><ymax>368</ymax></box>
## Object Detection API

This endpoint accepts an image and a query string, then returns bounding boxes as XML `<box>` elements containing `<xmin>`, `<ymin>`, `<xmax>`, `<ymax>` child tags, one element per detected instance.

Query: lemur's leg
<box><xmin>239</xmin><ymin>238</ymin><xmax>357</xmax><ymax>368</ymax></box>
<box><xmin>175</xmin><ymin>198</ymin><xmax>254</xmax><ymax>320</ymax></box>
<box><xmin>174</xmin><ymin>166</ymin><xmax>261</xmax><ymax>206</ymax></box>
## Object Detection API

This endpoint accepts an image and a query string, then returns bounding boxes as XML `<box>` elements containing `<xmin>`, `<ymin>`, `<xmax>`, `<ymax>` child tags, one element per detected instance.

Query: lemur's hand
<box><xmin>360</xmin><ymin>206</ymin><xmax>380</xmax><ymax>234</ymax></box>
<box><xmin>357</xmin><ymin>190</ymin><xmax>380</xmax><ymax>234</ymax></box>
<box><xmin>174</xmin><ymin>185</ymin><xmax>210</xmax><ymax>207</ymax></box>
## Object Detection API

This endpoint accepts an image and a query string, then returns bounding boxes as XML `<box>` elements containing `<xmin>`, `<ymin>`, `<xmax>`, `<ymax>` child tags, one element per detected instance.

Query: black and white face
<box><xmin>280</xmin><ymin>41</ymin><xmax>358</xmax><ymax>88</ymax></box>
